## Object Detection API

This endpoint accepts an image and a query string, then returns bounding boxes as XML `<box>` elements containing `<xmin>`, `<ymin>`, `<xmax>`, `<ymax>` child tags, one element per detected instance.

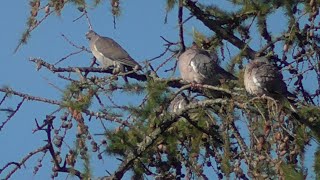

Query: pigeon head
<box><xmin>255</xmin><ymin>56</ymin><xmax>269</xmax><ymax>63</ymax></box>
<box><xmin>190</xmin><ymin>42</ymin><xmax>199</xmax><ymax>49</ymax></box>
<box><xmin>250</xmin><ymin>57</ymin><xmax>270</xmax><ymax>71</ymax></box>
<box><xmin>86</xmin><ymin>30</ymin><xmax>98</xmax><ymax>41</ymax></box>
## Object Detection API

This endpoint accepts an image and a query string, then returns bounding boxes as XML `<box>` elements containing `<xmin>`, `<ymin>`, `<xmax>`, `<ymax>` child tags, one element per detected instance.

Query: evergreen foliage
<box><xmin>1</xmin><ymin>0</ymin><xmax>320</xmax><ymax>179</ymax></box>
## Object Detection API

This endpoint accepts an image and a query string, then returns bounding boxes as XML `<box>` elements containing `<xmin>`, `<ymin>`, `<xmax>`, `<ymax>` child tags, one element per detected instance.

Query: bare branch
<box><xmin>2</xmin><ymin>145</ymin><xmax>49</xmax><ymax>179</ymax></box>
<box><xmin>43</xmin><ymin>115</ymin><xmax>83</xmax><ymax>179</ymax></box>
<box><xmin>0</xmin><ymin>87</ymin><xmax>60</xmax><ymax>105</ymax></box>
<box><xmin>0</xmin><ymin>98</ymin><xmax>25</xmax><ymax>131</ymax></box>
<box><xmin>178</xmin><ymin>0</ymin><xmax>186</xmax><ymax>52</ymax></box>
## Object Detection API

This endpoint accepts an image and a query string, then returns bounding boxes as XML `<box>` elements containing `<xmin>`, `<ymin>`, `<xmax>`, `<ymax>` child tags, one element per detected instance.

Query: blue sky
<box><xmin>0</xmin><ymin>1</ymin><xmax>194</xmax><ymax>179</ymax></box>
<box><xmin>0</xmin><ymin>0</ymin><xmax>318</xmax><ymax>179</ymax></box>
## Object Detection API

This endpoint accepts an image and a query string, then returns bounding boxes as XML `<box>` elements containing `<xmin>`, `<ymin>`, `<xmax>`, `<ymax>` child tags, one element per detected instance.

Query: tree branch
<box><xmin>107</xmin><ymin>98</ymin><xmax>231</xmax><ymax>179</ymax></box>
<box><xmin>0</xmin><ymin>98</ymin><xmax>25</xmax><ymax>131</ymax></box>
<box><xmin>43</xmin><ymin>115</ymin><xmax>83</xmax><ymax>179</ymax></box>
<box><xmin>178</xmin><ymin>0</ymin><xmax>186</xmax><ymax>52</ymax></box>
<box><xmin>0</xmin><ymin>87</ymin><xmax>60</xmax><ymax>105</ymax></box>
<box><xmin>29</xmin><ymin>58</ymin><xmax>185</xmax><ymax>88</ymax></box>
<box><xmin>184</xmin><ymin>0</ymin><xmax>256</xmax><ymax>59</ymax></box>
<box><xmin>2</xmin><ymin>145</ymin><xmax>49</xmax><ymax>179</ymax></box>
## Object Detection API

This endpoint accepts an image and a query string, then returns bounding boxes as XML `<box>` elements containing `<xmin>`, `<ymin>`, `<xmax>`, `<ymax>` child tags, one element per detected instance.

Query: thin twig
<box><xmin>14</xmin><ymin>10</ymin><xmax>54</xmax><ymax>53</ymax></box>
<box><xmin>0</xmin><ymin>87</ymin><xmax>60</xmax><ymax>105</ymax></box>
<box><xmin>84</xmin><ymin>9</ymin><xmax>93</xmax><ymax>30</ymax></box>
<box><xmin>3</xmin><ymin>145</ymin><xmax>49</xmax><ymax>179</ymax></box>
<box><xmin>0</xmin><ymin>98</ymin><xmax>25</xmax><ymax>131</ymax></box>
<box><xmin>0</xmin><ymin>93</ymin><xmax>8</xmax><ymax>106</ymax></box>
<box><xmin>54</xmin><ymin>49</ymin><xmax>85</xmax><ymax>65</ymax></box>
<box><xmin>184</xmin><ymin>0</ymin><xmax>256</xmax><ymax>59</ymax></box>
<box><xmin>61</xmin><ymin>33</ymin><xmax>90</xmax><ymax>52</ymax></box>
<box><xmin>178</xmin><ymin>0</ymin><xmax>186</xmax><ymax>52</ymax></box>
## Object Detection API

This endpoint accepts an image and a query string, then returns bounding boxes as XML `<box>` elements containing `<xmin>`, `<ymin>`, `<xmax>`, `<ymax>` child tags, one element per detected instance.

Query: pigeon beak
<box><xmin>85</xmin><ymin>32</ymin><xmax>90</xmax><ymax>40</ymax></box>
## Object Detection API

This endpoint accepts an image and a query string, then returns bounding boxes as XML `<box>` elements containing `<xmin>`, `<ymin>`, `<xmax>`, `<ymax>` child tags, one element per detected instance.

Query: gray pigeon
<box><xmin>168</xmin><ymin>93</ymin><xmax>190</xmax><ymax>113</ymax></box>
<box><xmin>178</xmin><ymin>44</ymin><xmax>236</xmax><ymax>86</ymax></box>
<box><xmin>168</xmin><ymin>93</ymin><xmax>223</xmax><ymax>145</ymax></box>
<box><xmin>244</xmin><ymin>57</ymin><xmax>297</xmax><ymax>111</ymax></box>
<box><xmin>86</xmin><ymin>30</ymin><xmax>141</xmax><ymax>74</ymax></box>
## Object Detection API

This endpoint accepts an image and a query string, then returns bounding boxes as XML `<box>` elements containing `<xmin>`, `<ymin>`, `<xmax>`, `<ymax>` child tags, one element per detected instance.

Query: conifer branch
<box><xmin>1</xmin><ymin>145</ymin><xmax>49</xmax><ymax>179</ymax></box>
<box><xmin>107</xmin><ymin>98</ymin><xmax>230</xmax><ymax>179</ymax></box>
<box><xmin>184</xmin><ymin>0</ymin><xmax>256</xmax><ymax>59</ymax></box>
<box><xmin>0</xmin><ymin>87</ymin><xmax>60</xmax><ymax>105</ymax></box>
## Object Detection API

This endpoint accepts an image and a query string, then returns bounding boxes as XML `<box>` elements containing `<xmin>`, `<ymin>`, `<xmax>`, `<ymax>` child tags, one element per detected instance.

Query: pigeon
<box><xmin>168</xmin><ymin>93</ymin><xmax>222</xmax><ymax>145</ymax></box>
<box><xmin>178</xmin><ymin>44</ymin><xmax>236</xmax><ymax>86</ymax></box>
<box><xmin>86</xmin><ymin>30</ymin><xmax>141</xmax><ymax>75</ymax></box>
<box><xmin>243</xmin><ymin>57</ymin><xmax>297</xmax><ymax>111</ymax></box>
<box><xmin>168</xmin><ymin>93</ymin><xmax>190</xmax><ymax>113</ymax></box>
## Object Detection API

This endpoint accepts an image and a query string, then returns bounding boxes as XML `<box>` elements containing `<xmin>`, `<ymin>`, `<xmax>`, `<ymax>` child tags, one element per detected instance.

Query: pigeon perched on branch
<box><xmin>168</xmin><ymin>93</ymin><xmax>223</xmax><ymax>145</ymax></box>
<box><xmin>178</xmin><ymin>44</ymin><xmax>236</xmax><ymax>86</ymax></box>
<box><xmin>86</xmin><ymin>30</ymin><xmax>141</xmax><ymax>78</ymax></box>
<box><xmin>244</xmin><ymin>57</ymin><xmax>297</xmax><ymax>112</ymax></box>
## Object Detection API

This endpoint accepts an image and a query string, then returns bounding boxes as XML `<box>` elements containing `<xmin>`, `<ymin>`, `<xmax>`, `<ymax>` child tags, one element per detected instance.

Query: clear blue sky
<box><xmin>0</xmin><ymin>0</ymin><xmax>317</xmax><ymax>179</ymax></box>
